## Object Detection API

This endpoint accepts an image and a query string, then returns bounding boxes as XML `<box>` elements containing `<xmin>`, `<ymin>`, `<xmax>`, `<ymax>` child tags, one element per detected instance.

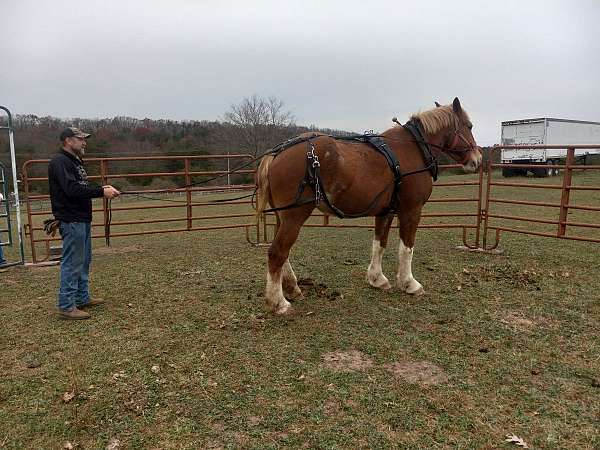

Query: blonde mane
<box><xmin>410</xmin><ymin>105</ymin><xmax>469</xmax><ymax>135</ymax></box>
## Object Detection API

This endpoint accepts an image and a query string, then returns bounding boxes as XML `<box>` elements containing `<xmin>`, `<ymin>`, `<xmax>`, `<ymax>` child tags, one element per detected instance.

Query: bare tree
<box><xmin>224</xmin><ymin>95</ymin><xmax>295</xmax><ymax>156</ymax></box>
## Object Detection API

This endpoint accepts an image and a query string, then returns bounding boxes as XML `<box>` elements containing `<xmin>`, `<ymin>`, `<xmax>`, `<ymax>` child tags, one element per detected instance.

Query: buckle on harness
<box><xmin>307</xmin><ymin>143</ymin><xmax>320</xmax><ymax>168</ymax></box>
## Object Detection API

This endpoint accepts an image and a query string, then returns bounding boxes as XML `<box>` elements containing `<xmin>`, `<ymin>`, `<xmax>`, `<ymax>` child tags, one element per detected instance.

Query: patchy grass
<box><xmin>1</xmin><ymin>170</ymin><xmax>599</xmax><ymax>449</ymax></box>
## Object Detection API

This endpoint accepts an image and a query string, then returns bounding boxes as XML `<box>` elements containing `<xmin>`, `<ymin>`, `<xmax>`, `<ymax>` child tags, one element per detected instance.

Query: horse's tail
<box><xmin>255</xmin><ymin>154</ymin><xmax>274</xmax><ymax>221</ymax></box>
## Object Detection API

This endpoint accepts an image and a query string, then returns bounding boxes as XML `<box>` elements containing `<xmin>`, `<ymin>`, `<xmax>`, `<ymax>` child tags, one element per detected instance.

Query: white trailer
<box><xmin>500</xmin><ymin>118</ymin><xmax>600</xmax><ymax>177</ymax></box>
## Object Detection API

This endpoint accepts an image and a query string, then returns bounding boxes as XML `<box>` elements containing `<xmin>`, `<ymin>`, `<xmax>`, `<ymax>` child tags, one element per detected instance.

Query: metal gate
<box><xmin>20</xmin><ymin>145</ymin><xmax>600</xmax><ymax>264</ymax></box>
<box><xmin>0</xmin><ymin>106</ymin><xmax>25</xmax><ymax>267</ymax></box>
<box><xmin>482</xmin><ymin>145</ymin><xmax>600</xmax><ymax>249</ymax></box>
<box><xmin>22</xmin><ymin>154</ymin><xmax>258</xmax><ymax>263</ymax></box>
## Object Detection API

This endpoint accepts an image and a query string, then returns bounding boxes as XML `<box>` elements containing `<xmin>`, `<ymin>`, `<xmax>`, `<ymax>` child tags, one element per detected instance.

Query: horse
<box><xmin>255</xmin><ymin>97</ymin><xmax>482</xmax><ymax>314</ymax></box>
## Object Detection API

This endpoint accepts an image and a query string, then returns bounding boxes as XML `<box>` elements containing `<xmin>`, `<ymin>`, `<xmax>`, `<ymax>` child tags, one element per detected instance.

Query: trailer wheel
<box><xmin>533</xmin><ymin>166</ymin><xmax>547</xmax><ymax>177</ymax></box>
<box><xmin>552</xmin><ymin>160</ymin><xmax>561</xmax><ymax>176</ymax></box>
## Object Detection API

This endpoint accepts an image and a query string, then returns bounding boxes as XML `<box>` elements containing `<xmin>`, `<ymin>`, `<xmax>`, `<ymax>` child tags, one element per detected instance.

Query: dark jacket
<box><xmin>48</xmin><ymin>150</ymin><xmax>104</xmax><ymax>222</ymax></box>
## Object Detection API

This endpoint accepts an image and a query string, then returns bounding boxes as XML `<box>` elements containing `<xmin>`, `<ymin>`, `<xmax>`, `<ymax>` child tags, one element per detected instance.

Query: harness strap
<box><xmin>402</xmin><ymin>120</ymin><xmax>439</xmax><ymax>181</ymax></box>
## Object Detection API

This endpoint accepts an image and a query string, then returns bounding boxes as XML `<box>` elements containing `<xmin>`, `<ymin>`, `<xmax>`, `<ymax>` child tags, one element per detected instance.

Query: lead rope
<box><xmin>105</xmin><ymin>198</ymin><xmax>112</xmax><ymax>246</ymax></box>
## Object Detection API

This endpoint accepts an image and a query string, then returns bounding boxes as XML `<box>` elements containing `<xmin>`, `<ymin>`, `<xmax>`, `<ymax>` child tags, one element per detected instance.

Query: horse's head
<box><xmin>439</xmin><ymin>98</ymin><xmax>482</xmax><ymax>172</ymax></box>
<box><xmin>413</xmin><ymin>98</ymin><xmax>482</xmax><ymax>173</ymax></box>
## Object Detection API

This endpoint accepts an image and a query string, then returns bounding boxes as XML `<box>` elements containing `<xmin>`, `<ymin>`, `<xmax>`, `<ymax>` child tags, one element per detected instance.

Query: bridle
<box><xmin>445</xmin><ymin>120</ymin><xmax>477</xmax><ymax>162</ymax></box>
<box><xmin>392</xmin><ymin>116</ymin><xmax>477</xmax><ymax>164</ymax></box>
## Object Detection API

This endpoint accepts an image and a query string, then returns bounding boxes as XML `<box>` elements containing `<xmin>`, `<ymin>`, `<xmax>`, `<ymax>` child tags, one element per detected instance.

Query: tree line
<box><xmin>0</xmin><ymin>96</ymin><xmax>350</xmax><ymax>193</ymax></box>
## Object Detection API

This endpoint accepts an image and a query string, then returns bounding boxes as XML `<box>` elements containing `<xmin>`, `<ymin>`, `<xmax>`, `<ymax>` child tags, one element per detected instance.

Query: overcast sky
<box><xmin>2</xmin><ymin>0</ymin><xmax>599</xmax><ymax>145</ymax></box>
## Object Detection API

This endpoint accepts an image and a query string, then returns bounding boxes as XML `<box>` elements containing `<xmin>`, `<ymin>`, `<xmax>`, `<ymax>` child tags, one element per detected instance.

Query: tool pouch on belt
<box><xmin>43</xmin><ymin>218</ymin><xmax>60</xmax><ymax>237</ymax></box>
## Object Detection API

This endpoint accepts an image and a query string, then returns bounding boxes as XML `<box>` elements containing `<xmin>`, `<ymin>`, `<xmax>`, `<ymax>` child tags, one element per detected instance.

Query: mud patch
<box><xmin>95</xmin><ymin>244</ymin><xmax>144</xmax><ymax>255</ymax></box>
<box><xmin>321</xmin><ymin>350</ymin><xmax>374</xmax><ymax>372</ymax></box>
<box><xmin>384</xmin><ymin>360</ymin><xmax>448</xmax><ymax>386</ymax></box>
<box><xmin>298</xmin><ymin>277</ymin><xmax>343</xmax><ymax>301</ymax></box>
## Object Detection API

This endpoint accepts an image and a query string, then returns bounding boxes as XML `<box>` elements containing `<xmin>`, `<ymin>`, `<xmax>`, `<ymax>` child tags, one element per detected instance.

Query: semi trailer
<box><xmin>500</xmin><ymin>118</ymin><xmax>600</xmax><ymax>177</ymax></box>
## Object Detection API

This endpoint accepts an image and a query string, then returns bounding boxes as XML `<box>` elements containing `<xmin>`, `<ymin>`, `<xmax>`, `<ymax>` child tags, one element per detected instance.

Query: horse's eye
<box><xmin>467</xmin><ymin>122</ymin><xmax>473</xmax><ymax>130</ymax></box>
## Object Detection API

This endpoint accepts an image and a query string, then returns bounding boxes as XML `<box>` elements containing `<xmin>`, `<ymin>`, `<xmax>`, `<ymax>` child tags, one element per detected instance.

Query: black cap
<box><xmin>60</xmin><ymin>127</ymin><xmax>91</xmax><ymax>141</ymax></box>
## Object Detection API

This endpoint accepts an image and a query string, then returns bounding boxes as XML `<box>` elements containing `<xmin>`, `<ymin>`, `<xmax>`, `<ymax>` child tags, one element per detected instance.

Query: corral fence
<box><xmin>482</xmin><ymin>145</ymin><xmax>600</xmax><ymax>248</ymax></box>
<box><xmin>22</xmin><ymin>154</ymin><xmax>257</xmax><ymax>263</ymax></box>
<box><xmin>20</xmin><ymin>145</ymin><xmax>600</xmax><ymax>264</ymax></box>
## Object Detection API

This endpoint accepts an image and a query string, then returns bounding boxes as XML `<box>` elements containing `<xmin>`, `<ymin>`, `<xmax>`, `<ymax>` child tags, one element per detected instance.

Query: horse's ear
<box><xmin>452</xmin><ymin>97</ymin><xmax>462</xmax><ymax>114</ymax></box>
<box><xmin>435</xmin><ymin>101</ymin><xmax>441</xmax><ymax>108</ymax></box>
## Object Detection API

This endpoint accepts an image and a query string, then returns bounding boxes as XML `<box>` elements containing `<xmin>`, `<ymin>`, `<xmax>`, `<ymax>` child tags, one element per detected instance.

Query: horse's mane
<box><xmin>410</xmin><ymin>105</ymin><xmax>469</xmax><ymax>135</ymax></box>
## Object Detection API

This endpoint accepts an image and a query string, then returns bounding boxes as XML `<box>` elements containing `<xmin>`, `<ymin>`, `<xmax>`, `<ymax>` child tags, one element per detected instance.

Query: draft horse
<box><xmin>256</xmin><ymin>98</ymin><xmax>482</xmax><ymax>314</ymax></box>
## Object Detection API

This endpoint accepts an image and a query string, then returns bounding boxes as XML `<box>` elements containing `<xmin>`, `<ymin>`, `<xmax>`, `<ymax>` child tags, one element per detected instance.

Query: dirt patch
<box><xmin>500</xmin><ymin>312</ymin><xmax>535</xmax><ymax>331</ymax></box>
<box><xmin>459</xmin><ymin>264</ymin><xmax>542</xmax><ymax>290</ymax></box>
<box><xmin>321</xmin><ymin>350</ymin><xmax>374</xmax><ymax>372</ymax></box>
<box><xmin>384</xmin><ymin>360</ymin><xmax>448</xmax><ymax>386</ymax></box>
<box><xmin>499</xmin><ymin>311</ymin><xmax>555</xmax><ymax>332</ymax></box>
<box><xmin>95</xmin><ymin>244</ymin><xmax>144</xmax><ymax>255</ymax></box>
<box><xmin>298</xmin><ymin>278</ymin><xmax>343</xmax><ymax>301</ymax></box>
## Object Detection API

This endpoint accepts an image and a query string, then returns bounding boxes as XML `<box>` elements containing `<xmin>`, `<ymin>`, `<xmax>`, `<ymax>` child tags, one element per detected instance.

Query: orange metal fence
<box><xmin>22</xmin><ymin>154</ymin><xmax>258</xmax><ymax>263</ymax></box>
<box><xmin>20</xmin><ymin>146</ymin><xmax>600</xmax><ymax>264</ymax></box>
<box><xmin>482</xmin><ymin>145</ymin><xmax>600</xmax><ymax>249</ymax></box>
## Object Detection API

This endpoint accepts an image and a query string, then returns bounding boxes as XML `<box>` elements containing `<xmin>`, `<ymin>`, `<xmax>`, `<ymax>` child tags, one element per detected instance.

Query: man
<box><xmin>48</xmin><ymin>127</ymin><xmax>120</xmax><ymax>319</ymax></box>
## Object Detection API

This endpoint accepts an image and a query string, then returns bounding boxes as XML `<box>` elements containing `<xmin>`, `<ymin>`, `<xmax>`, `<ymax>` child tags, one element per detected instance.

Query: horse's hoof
<box><xmin>408</xmin><ymin>286</ymin><xmax>425</xmax><ymax>296</ymax></box>
<box><xmin>274</xmin><ymin>301</ymin><xmax>294</xmax><ymax>315</ymax></box>
<box><xmin>367</xmin><ymin>275</ymin><xmax>391</xmax><ymax>290</ymax></box>
<box><xmin>369</xmin><ymin>281</ymin><xmax>392</xmax><ymax>290</ymax></box>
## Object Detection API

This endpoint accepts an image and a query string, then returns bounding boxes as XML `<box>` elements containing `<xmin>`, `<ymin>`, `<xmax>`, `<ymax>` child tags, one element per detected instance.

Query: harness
<box><xmin>402</xmin><ymin>119</ymin><xmax>439</xmax><ymax>182</ymax></box>
<box><xmin>263</xmin><ymin>122</ymin><xmax>438</xmax><ymax>218</ymax></box>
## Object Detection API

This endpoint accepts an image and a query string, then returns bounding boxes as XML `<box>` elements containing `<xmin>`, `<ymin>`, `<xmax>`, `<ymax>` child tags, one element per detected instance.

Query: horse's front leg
<box><xmin>367</xmin><ymin>215</ymin><xmax>394</xmax><ymax>290</ymax></box>
<box><xmin>397</xmin><ymin>207</ymin><xmax>424</xmax><ymax>295</ymax></box>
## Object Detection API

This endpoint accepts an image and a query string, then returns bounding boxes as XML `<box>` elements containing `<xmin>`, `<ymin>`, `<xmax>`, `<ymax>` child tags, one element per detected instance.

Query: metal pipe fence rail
<box><xmin>20</xmin><ymin>145</ymin><xmax>600</xmax><ymax>264</ymax></box>
<box><xmin>22</xmin><ymin>154</ymin><xmax>257</xmax><ymax>263</ymax></box>
<box><xmin>482</xmin><ymin>145</ymin><xmax>600</xmax><ymax>249</ymax></box>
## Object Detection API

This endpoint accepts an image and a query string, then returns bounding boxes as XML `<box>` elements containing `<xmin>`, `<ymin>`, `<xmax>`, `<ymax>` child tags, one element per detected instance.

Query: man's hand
<box><xmin>102</xmin><ymin>185</ymin><xmax>120</xmax><ymax>199</ymax></box>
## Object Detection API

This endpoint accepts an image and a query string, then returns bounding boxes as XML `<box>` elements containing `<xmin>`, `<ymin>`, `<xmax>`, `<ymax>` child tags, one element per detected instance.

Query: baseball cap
<box><xmin>60</xmin><ymin>127</ymin><xmax>91</xmax><ymax>141</ymax></box>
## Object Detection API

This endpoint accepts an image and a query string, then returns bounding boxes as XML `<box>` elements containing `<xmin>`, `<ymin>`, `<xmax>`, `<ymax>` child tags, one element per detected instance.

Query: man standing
<box><xmin>48</xmin><ymin>127</ymin><xmax>120</xmax><ymax>319</ymax></box>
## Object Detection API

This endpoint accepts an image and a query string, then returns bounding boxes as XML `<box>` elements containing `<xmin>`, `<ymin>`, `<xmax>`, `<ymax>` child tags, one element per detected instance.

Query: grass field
<box><xmin>1</xmin><ymin>170</ymin><xmax>599</xmax><ymax>449</ymax></box>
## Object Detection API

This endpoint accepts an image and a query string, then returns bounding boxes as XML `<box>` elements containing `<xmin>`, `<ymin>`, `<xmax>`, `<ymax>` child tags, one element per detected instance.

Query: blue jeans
<box><xmin>58</xmin><ymin>222</ymin><xmax>92</xmax><ymax>311</ymax></box>
<box><xmin>0</xmin><ymin>243</ymin><xmax>6</xmax><ymax>265</ymax></box>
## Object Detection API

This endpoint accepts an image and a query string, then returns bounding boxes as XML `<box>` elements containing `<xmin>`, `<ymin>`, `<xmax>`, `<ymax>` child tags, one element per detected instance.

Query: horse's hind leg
<box><xmin>396</xmin><ymin>206</ymin><xmax>424</xmax><ymax>295</ymax></box>
<box><xmin>265</xmin><ymin>207</ymin><xmax>312</xmax><ymax>314</ymax></box>
<box><xmin>367</xmin><ymin>215</ymin><xmax>394</xmax><ymax>290</ymax></box>
<box><xmin>273</xmin><ymin>215</ymin><xmax>303</xmax><ymax>300</ymax></box>
<box><xmin>282</xmin><ymin>259</ymin><xmax>303</xmax><ymax>300</ymax></box>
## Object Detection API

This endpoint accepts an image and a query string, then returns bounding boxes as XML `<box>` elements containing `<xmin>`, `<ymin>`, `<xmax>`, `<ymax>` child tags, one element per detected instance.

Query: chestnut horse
<box><xmin>256</xmin><ymin>98</ymin><xmax>482</xmax><ymax>314</ymax></box>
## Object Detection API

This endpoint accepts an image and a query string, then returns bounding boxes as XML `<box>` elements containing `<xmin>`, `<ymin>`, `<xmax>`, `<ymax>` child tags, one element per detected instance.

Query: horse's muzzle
<box><xmin>462</xmin><ymin>146</ymin><xmax>483</xmax><ymax>173</ymax></box>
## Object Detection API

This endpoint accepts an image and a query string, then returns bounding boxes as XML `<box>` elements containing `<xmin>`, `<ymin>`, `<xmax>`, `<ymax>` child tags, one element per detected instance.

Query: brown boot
<box><xmin>58</xmin><ymin>307</ymin><xmax>90</xmax><ymax>320</ymax></box>
<box><xmin>79</xmin><ymin>298</ymin><xmax>105</xmax><ymax>308</ymax></box>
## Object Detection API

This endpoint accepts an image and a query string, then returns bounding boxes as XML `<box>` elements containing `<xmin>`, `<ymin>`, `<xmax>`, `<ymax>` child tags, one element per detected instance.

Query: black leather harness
<box><xmin>263</xmin><ymin>121</ymin><xmax>438</xmax><ymax>218</ymax></box>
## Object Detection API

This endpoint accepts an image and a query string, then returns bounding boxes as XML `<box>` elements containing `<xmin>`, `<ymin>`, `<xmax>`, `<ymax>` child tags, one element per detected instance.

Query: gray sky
<box><xmin>2</xmin><ymin>0</ymin><xmax>599</xmax><ymax>145</ymax></box>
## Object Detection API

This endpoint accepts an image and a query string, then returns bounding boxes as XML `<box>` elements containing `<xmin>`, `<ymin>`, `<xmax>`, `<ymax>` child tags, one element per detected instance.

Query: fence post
<box><xmin>184</xmin><ymin>158</ymin><xmax>192</xmax><ymax>230</ymax></box>
<box><xmin>22</xmin><ymin>163</ymin><xmax>38</xmax><ymax>263</ymax></box>
<box><xmin>474</xmin><ymin>149</ymin><xmax>486</xmax><ymax>248</ymax></box>
<box><xmin>558</xmin><ymin>147</ymin><xmax>575</xmax><ymax>237</ymax></box>
<box><xmin>481</xmin><ymin>147</ymin><xmax>495</xmax><ymax>249</ymax></box>
<box><xmin>100</xmin><ymin>160</ymin><xmax>108</xmax><ymax>242</ymax></box>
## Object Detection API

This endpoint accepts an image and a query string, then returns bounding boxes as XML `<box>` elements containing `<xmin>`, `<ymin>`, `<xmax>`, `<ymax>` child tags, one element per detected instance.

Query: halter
<box><xmin>444</xmin><ymin>119</ymin><xmax>478</xmax><ymax>164</ymax></box>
